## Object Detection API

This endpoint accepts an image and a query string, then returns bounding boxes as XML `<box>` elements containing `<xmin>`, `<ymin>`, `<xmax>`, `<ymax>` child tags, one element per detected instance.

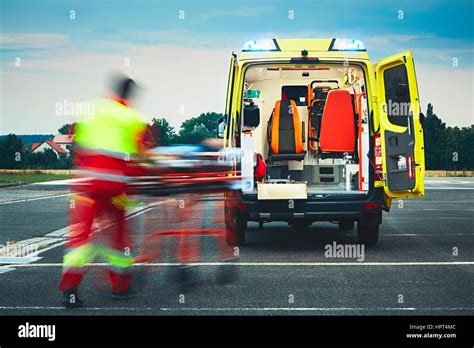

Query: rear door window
<box><xmin>383</xmin><ymin>64</ymin><xmax>410</xmax><ymax>127</ymax></box>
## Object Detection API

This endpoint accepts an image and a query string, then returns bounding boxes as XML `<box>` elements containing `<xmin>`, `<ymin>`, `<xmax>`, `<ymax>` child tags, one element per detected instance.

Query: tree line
<box><xmin>0</xmin><ymin>112</ymin><xmax>222</xmax><ymax>169</ymax></box>
<box><xmin>423</xmin><ymin>103</ymin><xmax>473</xmax><ymax>171</ymax></box>
<box><xmin>0</xmin><ymin>107</ymin><xmax>472</xmax><ymax>170</ymax></box>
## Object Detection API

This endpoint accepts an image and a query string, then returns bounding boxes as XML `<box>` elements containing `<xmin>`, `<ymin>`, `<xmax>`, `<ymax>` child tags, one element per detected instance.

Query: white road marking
<box><xmin>425</xmin><ymin>187</ymin><xmax>474</xmax><ymax>190</ymax></box>
<box><xmin>0</xmin><ymin>257</ymin><xmax>42</xmax><ymax>264</ymax></box>
<box><xmin>385</xmin><ymin>217</ymin><xmax>471</xmax><ymax>220</ymax></box>
<box><xmin>390</xmin><ymin>208</ymin><xmax>474</xmax><ymax>211</ymax></box>
<box><xmin>0</xmin><ymin>201</ymin><xmax>162</xmax><ymax>269</ymax></box>
<box><xmin>4</xmin><ymin>261</ymin><xmax>474</xmax><ymax>268</ymax></box>
<box><xmin>425</xmin><ymin>180</ymin><xmax>474</xmax><ymax>184</ymax></box>
<box><xmin>354</xmin><ymin>233</ymin><xmax>474</xmax><ymax>236</ymax></box>
<box><xmin>0</xmin><ymin>267</ymin><xmax>14</xmax><ymax>274</ymax></box>
<box><xmin>398</xmin><ymin>200</ymin><xmax>474</xmax><ymax>203</ymax></box>
<box><xmin>0</xmin><ymin>306</ymin><xmax>472</xmax><ymax>312</ymax></box>
<box><xmin>30</xmin><ymin>178</ymin><xmax>87</xmax><ymax>185</ymax></box>
<box><xmin>0</xmin><ymin>192</ymin><xmax>72</xmax><ymax>205</ymax></box>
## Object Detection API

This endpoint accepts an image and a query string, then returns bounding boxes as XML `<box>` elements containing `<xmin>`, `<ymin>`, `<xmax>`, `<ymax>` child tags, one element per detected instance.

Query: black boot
<box><xmin>62</xmin><ymin>288</ymin><xmax>84</xmax><ymax>308</ymax></box>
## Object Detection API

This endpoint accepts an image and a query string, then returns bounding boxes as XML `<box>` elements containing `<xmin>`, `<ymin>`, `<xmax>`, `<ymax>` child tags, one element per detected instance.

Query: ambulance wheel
<box><xmin>225</xmin><ymin>217</ymin><xmax>247</xmax><ymax>246</ymax></box>
<box><xmin>338</xmin><ymin>220</ymin><xmax>355</xmax><ymax>231</ymax></box>
<box><xmin>357</xmin><ymin>218</ymin><xmax>379</xmax><ymax>246</ymax></box>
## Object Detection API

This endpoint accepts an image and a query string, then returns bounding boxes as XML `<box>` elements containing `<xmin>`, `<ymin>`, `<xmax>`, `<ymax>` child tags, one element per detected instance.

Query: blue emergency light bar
<box><xmin>242</xmin><ymin>39</ymin><xmax>280</xmax><ymax>52</ymax></box>
<box><xmin>329</xmin><ymin>39</ymin><xmax>366</xmax><ymax>51</ymax></box>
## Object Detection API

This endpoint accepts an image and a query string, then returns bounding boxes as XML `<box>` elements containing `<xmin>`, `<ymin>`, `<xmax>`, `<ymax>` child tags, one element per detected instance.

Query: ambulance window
<box><xmin>282</xmin><ymin>86</ymin><xmax>308</xmax><ymax>106</ymax></box>
<box><xmin>383</xmin><ymin>64</ymin><xmax>410</xmax><ymax>127</ymax></box>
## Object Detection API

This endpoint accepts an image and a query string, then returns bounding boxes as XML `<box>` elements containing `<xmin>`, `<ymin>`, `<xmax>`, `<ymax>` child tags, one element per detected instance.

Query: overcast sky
<box><xmin>0</xmin><ymin>0</ymin><xmax>473</xmax><ymax>134</ymax></box>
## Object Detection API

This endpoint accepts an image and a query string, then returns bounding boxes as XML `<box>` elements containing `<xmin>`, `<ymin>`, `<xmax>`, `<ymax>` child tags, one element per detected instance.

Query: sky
<box><xmin>0</xmin><ymin>0</ymin><xmax>473</xmax><ymax>134</ymax></box>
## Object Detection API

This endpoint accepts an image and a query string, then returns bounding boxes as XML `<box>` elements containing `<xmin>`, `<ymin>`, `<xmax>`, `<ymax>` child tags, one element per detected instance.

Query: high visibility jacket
<box><xmin>73</xmin><ymin>98</ymin><xmax>148</xmax><ymax>193</ymax></box>
<box><xmin>75</xmin><ymin>98</ymin><xmax>146</xmax><ymax>157</ymax></box>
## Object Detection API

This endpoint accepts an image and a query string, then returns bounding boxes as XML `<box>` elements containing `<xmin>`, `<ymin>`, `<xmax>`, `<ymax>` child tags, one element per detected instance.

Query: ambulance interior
<box><xmin>241</xmin><ymin>64</ymin><xmax>370</xmax><ymax>196</ymax></box>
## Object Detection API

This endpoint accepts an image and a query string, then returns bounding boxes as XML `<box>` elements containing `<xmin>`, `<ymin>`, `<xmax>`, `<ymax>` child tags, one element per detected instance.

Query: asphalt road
<box><xmin>0</xmin><ymin>177</ymin><xmax>473</xmax><ymax>315</ymax></box>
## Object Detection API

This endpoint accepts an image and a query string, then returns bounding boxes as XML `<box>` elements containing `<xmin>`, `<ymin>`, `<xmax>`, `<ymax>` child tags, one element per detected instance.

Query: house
<box><xmin>31</xmin><ymin>140</ymin><xmax>68</xmax><ymax>157</ymax></box>
<box><xmin>52</xmin><ymin>134</ymin><xmax>74</xmax><ymax>153</ymax></box>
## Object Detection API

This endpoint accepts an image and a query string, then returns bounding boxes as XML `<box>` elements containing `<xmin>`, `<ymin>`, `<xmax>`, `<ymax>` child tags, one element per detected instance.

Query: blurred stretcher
<box><xmin>128</xmin><ymin>144</ymin><xmax>242</xmax><ymax>196</ymax></box>
<box><xmin>127</xmin><ymin>144</ymin><xmax>241</xmax><ymax>274</ymax></box>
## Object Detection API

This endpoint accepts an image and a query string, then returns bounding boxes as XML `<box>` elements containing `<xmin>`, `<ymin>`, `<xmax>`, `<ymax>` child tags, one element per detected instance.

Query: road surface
<box><xmin>0</xmin><ymin>177</ymin><xmax>472</xmax><ymax>315</ymax></box>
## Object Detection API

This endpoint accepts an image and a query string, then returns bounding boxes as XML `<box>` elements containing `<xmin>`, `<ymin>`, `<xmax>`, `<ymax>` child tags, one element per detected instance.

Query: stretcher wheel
<box><xmin>225</xmin><ymin>217</ymin><xmax>246</xmax><ymax>246</ymax></box>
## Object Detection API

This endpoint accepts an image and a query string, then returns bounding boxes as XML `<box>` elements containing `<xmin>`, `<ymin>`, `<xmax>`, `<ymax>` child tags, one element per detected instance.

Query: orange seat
<box><xmin>319</xmin><ymin>90</ymin><xmax>356</xmax><ymax>154</ymax></box>
<box><xmin>268</xmin><ymin>100</ymin><xmax>306</xmax><ymax>161</ymax></box>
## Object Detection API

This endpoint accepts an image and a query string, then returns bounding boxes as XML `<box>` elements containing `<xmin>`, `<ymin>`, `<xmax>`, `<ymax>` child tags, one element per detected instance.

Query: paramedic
<box><xmin>59</xmin><ymin>73</ymin><xmax>149</xmax><ymax>308</ymax></box>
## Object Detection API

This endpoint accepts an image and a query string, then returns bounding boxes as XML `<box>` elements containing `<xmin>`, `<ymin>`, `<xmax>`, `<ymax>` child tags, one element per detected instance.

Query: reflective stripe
<box><xmin>75</xmin><ymin>145</ymin><xmax>144</xmax><ymax>162</ymax></box>
<box><xmin>63</xmin><ymin>244</ymin><xmax>96</xmax><ymax>268</ymax></box>
<box><xmin>63</xmin><ymin>244</ymin><xmax>133</xmax><ymax>270</ymax></box>
<box><xmin>102</xmin><ymin>248</ymin><xmax>133</xmax><ymax>269</ymax></box>
<box><xmin>75</xmin><ymin>145</ymin><xmax>130</xmax><ymax>160</ymax></box>
<box><xmin>71</xmin><ymin>194</ymin><xmax>95</xmax><ymax>206</ymax></box>
<box><xmin>76</xmin><ymin>169</ymin><xmax>132</xmax><ymax>183</ymax></box>
<box><xmin>111</xmin><ymin>193</ymin><xmax>137</xmax><ymax>210</ymax></box>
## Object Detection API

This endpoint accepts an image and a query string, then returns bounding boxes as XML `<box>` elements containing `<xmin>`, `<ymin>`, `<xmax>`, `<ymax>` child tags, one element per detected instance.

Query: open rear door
<box><xmin>374</xmin><ymin>51</ymin><xmax>425</xmax><ymax>199</ymax></box>
<box><xmin>224</xmin><ymin>53</ymin><xmax>237</xmax><ymax>148</ymax></box>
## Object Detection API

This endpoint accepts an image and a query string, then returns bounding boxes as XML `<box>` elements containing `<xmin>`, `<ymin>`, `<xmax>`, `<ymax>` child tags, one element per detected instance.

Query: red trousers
<box><xmin>59</xmin><ymin>181</ymin><xmax>132</xmax><ymax>293</ymax></box>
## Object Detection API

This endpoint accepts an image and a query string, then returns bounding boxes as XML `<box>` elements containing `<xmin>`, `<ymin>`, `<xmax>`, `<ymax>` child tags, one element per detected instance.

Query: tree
<box><xmin>0</xmin><ymin>134</ymin><xmax>25</xmax><ymax>169</ymax></box>
<box><xmin>149</xmin><ymin>117</ymin><xmax>176</xmax><ymax>146</ymax></box>
<box><xmin>460</xmin><ymin>126</ymin><xmax>474</xmax><ymax>170</ymax></box>
<box><xmin>58</xmin><ymin>123</ymin><xmax>73</xmax><ymax>135</ymax></box>
<box><xmin>176</xmin><ymin>112</ymin><xmax>223</xmax><ymax>144</ymax></box>
<box><xmin>43</xmin><ymin>149</ymin><xmax>58</xmax><ymax>168</ymax></box>
<box><xmin>422</xmin><ymin>104</ymin><xmax>474</xmax><ymax>170</ymax></box>
<box><xmin>422</xmin><ymin>103</ymin><xmax>447</xmax><ymax>170</ymax></box>
<box><xmin>58</xmin><ymin>154</ymin><xmax>72</xmax><ymax>169</ymax></box>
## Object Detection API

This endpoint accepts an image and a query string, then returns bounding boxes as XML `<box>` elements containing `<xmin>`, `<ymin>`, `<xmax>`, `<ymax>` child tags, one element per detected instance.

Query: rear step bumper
<box><xmin>252</xmin><ymin>211</ymin><xmax>363</xmax><ymax>221</ymax></box>
<box><xmin>238</xmin><ymin>187</ymin><xmax>383</xmax><ymax>223</ymax></box>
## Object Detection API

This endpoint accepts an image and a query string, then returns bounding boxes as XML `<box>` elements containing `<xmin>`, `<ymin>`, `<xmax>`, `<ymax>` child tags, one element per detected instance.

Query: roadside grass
<box><xmin>0</xmin><ymin>171</ymin><xmax>71</xmax><ymax>184</ymax></box>
<box><xmin>425</xmin><ymin>170</ymin><xmax>474</xmax><ymax>177</ymax></box>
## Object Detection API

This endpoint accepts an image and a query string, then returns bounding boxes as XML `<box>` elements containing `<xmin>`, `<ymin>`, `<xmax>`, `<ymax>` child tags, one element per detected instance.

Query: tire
<box><xmin>290</xmin><ymin>220</ymin><xmax>312</xmax><ymax>230</ymax></box>
<box><xmin>357</xmin><ymin>217</ymin><xmax>379</xmax><ymax>246</ymax></box>
<box><xmin>338</xmin><ymin>220</ymin><xmax>355</xmax><ymax>231</ymax></box>
<box><xmin>224</xmin><ymin>195</ymin><xmax>247</xmax><ymax>246</ymax></box>
<box><xmin>225</xmin><ymin>216</ymin><xmax>247</xmax><ymax>246</ymax></box>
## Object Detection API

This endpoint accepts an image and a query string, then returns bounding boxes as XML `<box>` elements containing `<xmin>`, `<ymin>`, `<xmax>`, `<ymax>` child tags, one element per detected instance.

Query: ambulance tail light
<box><xmin>373</xmin><ymin>134</ymin><xmax>383</xmax><ymax>181</ymax></box>
<box><xmin>363</xmin><ymin>202</ymin><xmax>380</xmax><ymax>210</ymax></box>
<box><xmin>236</xmin><ymin>203</ymin><xmax>247</xmax><ymax>210</ymax></box>
<box><xmin>408</xmin><ymin>155</ymin><xmax>414</xmax><ymax>179</ymax></box>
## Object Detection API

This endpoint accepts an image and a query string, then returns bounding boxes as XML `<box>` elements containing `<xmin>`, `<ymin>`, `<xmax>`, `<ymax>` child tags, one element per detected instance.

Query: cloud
<box><xmin>416</xmin><ymin>64</ymin><xmax>473</xmax><ymax>126</ymax></box>
<box><xmin>0</xmin><ymin>43</ymin><xmax>230</xmax><ymax>134</ymax></box>
<box><xmin>0</xmin><ymin>33</ymin><xmax>71</xmax><ymax>50</ymax></box>
<box><xmin>0</xmin><ymin>40</ymin><xmax>472</xmax><ymax>135</ymax></box>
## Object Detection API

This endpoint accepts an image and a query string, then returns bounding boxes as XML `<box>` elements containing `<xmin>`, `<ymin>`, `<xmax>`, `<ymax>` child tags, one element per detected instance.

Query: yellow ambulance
<box><xmin>218</xmin><ymin>38</ymin><xmax>425</xmax><ymax>246</ymax></box>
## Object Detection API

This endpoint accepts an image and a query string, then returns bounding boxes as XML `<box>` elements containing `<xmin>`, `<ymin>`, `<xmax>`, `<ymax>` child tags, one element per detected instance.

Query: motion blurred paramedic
<box><xmin>59</xmin><ymin>73</ymin><xmax>150</xmax><ymax>308</ymax></box>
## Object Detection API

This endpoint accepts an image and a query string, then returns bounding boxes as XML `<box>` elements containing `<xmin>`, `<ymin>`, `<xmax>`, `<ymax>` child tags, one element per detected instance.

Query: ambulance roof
<box><xmin>239</xmin><ymin>38</ymin><xmax>370</xmax><ymax>62</ymax></box>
